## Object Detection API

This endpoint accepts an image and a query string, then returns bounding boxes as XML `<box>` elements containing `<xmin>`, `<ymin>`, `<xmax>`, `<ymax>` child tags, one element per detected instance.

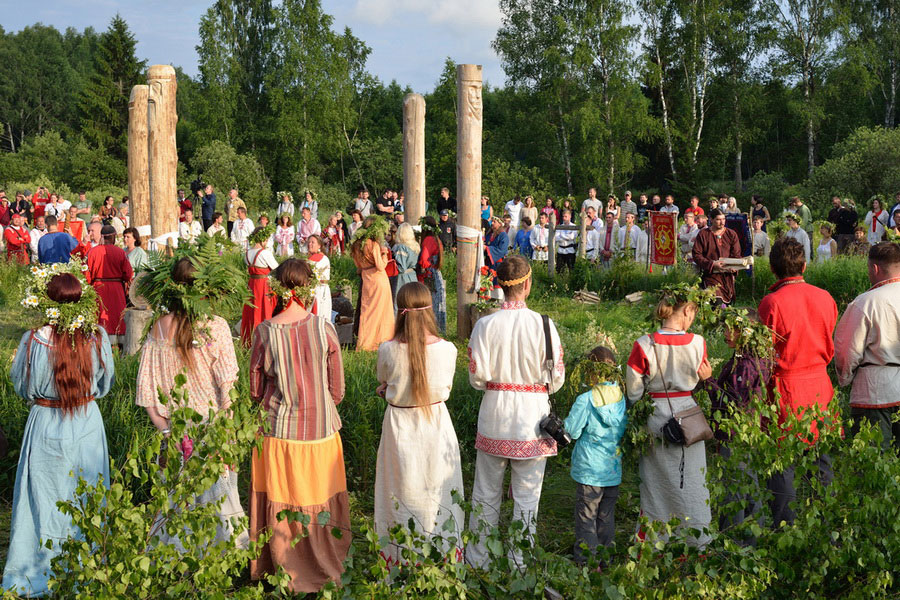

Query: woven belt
<box><xmin>249</xmin><ymin>274</ymin><xmax>269</xmax><ymax>279</ymax></box>
<box><xmin>650</xmin><ymin>390</ymin><xmax>693</xmax><ymax>399</ymax></box>
<box><xmin>486</xmin><ymin>382</ymin><xmax>548</xmax><ymax>393</ymax></box>
<box><xmin>97</xmin><ymin>278</ymin><xmax>123</xmax><ymax>283</ymax></box>
<box><xmin>388</xmin><ymin>400</ymin><xmax>444</xmax><ymax>409</ymax></box>
<box><xmin>35</xmin><ymin>396</ymin><xmax>94</xmax><ymax>408</ymax></box>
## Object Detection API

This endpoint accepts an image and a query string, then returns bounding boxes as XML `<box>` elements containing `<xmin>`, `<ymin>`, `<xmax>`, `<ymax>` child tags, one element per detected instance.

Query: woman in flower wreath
<box><xmin>625</xmin><ymin>286</ymin><xmax>714</xmax><ymax>548</ymax></box>
<box><xmin>240</xmin><ymin>224</ymin><xmax>278</xmax><ymax>346</ymax></box>
<box><xmin>416</xmin><ymin>215</ymin><xmax>447</xmax><ymax>334</ymax></box>
<box><xmin>306</xmin><ymin>234</ymin><xmax>331</xmax><ymax>322</ymax></box>
<box><xmin>274</xmin><ymin>213</ymin><xmax>295</xmax><ymax>257</ymax></box>
<box><xmin>350</xmin><ymin>216</ymin><xmax>395</xmax><ymax>351</ymax></box>
<box><xmin>134</xmin><ymin>256</ymin><xmax>249</xmax><ymax>551</ymax></box>
<box><xmin>276</xmin><ymin>191</ymin><xmax>295</xmax><ymax>218</ymax></box>
<box><xmin>249</xmin><ymin>258</ymin><xmax>350</xmax><ymax>593</ymax></box>
<box><xmin>2</xmin><ymin>264</ymin><xmax>115</xmax><ymax>597</ymax></box>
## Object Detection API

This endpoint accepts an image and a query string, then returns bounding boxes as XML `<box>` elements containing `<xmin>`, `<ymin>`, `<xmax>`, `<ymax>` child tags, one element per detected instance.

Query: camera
<box><xmin>540</xmin><ymin>413</ymin><xmax>572</xmax><ymax>448</ymax></box>
<box><xmin>190</xmin><ymin>172</ymin><xmax>206</xmax><ymax>195</ymax></box>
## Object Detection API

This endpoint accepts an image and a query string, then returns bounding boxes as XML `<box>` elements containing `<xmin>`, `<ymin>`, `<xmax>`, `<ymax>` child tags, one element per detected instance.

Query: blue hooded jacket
<box><xmin>563</xmin><ymin>383</ymin><xmax>627</xmax><ymax>487</ymax></box>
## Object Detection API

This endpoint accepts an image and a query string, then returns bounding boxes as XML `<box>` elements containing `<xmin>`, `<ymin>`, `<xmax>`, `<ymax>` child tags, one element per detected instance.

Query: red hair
<box><xmin>46</xmin><ymin>274</ymin><xmax>102</xmax><ymax>417</ymax></box>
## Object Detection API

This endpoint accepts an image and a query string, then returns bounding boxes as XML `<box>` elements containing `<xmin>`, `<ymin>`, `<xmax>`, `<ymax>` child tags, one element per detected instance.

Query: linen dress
<box><xmin>391</xmin><ymin>243</ymin><xmax>419</xmax><ymax>294</ymax></box>
<box><xmin>308</xmin><ymin>252</ymin><xmax>333</xmax><ymax>323</ymax></box>
<box><xmin>865</xmin><ymin>210</ymin><xmax>887</xmax><ymax>245</ymax></box>
<box><xmin>626</xmin><ymin>330</ymin><xmax>712</xmax><ymax>548</ymax></box>
<box><xmin>240</xmin><ymin>247</ymin><xmax>278</xmax><ymax>346</ymax></box>
<box><xmin>374</xmin><ymin>340</ymin><xmax>464</xmax><ymax>565</ymax></box>
<box><xmin>2</xmin><ymin>327</ymin><xmax>114</xmax><ymax>597</ymax></box>
<box><xmin>274</xmin><ymin>225</ymin><xmax>295</xmax><ymax>257</ymax></box>
<box><xmin>352</xmin><ymin>239</ymin><xmax>395</xmax><ymax>351</ymax></box>
<box><xmin>249</xmin><ymin>316</ymin><xmax>350</xmax><ymax>593</ymax></box>
<box><xmin>135</xmin><ymin>316</ymin><xmax>249</xmax><ymax>551</ymax></box>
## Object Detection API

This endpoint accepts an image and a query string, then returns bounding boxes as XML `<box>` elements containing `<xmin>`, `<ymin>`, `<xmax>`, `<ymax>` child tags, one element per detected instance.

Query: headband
<box><xmin>497</xmin><ymin>267</ymin><xmax>532</xmax><ymax>287</ymax></box>
<box><xmin>400</xmin><ymin>305</ymin><xmax>430</xmax><ymax>315</ymax></box>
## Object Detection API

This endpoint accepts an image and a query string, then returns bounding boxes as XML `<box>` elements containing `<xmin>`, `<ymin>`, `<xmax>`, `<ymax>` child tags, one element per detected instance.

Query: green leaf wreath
<box><xmin>654</xmin><ymin>282</ymin><xmax>718</xmax><ymax>327</ymax></box>
<box><xmin>351</xmin><ymin>216</ymin><xmax>390</xmax><ymax>243</ymax></box>
<box><xmin>249</xmin><ymin>223</ymin><xmax>275</xmax><ymax>246</ymax></box>
<box><xmin>267</xmin><ymin>264</ymin><xmax>318</xmax><ymax>310</ymax></box>
<box><xmin>19</xmin><ymin>260</ymin><xmax>100</xmax><ymax>335</ymax></box>
<box><xmin>137</xmin><ymin>235</ymin><xmax>249</xmax><ymax>327</ymax></box>
<box><xmin>716</xmin><ymin>306</ymin><xmax>775</xmax><ymax>359</ymax></box>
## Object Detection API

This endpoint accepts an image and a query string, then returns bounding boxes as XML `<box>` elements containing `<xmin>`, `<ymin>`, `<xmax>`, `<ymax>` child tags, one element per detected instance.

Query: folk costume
<box><xmin>4</xmin><ymin>224</ymin><xmax>31</xmax><ymax>264</ymax></box>
<box><xmin>784</xmin><ymin>227</ymin><xmax>811</xmax><ymax>262</ymax></box>
<box><xmin>86</xmin><ymin>242</ymin><xmax>135</xmax><ymax>343</ymax></box>
<box><xmin>530</xmin><ymin>225</ymin><xmax>549</xmax><ymax>261</ymax></box>
<box><xmin>353</xmin><ymin>238</ymin><xmax>395</xmax><ymax>351</ymax></box>
<box><xmin>135</xmin><ymin>316</ymin><xmax>249</xmax><ymax>550</ymax></box>
<box><xmin>308</xmin><ymin>251</ymin><xmax>332</xmax><ymax>323</ymax></box>
<box><xmin>758</xmin><ymin>276</ymin><xmax>837</xmax><ymax>525</ymax></box>
<box><xmin>126</xmin><ymin>246</ymin><xmax>149</xmax><ymax>273</ymax></box>
<box><xmin>374</xmin><ymin>339</ymin><xmax>464</xmax><ymax>565</ymax></box>
<box><xmin>29</xmin><ymin>226</ymin><xmax>47</xmax><ymax>258</ymax></box>
<box><xmin>597</xmin><ymin>221</ymin><xmax>619</xmax><ymax>267</ymax></box>
<box><xmin>692</xmin><ymin>227</ymin><xmax>742</xmax><ymax>305</ymax></box>
<box><xmin>392</xmin><ymin>242</ymin><xmax>419</xmax><ymax>292</ymax></box>
<box><xmin>626</xmin><ymin>330</ymin><xmax>712</xmax><ymax>548</ymax></box>
<box><xmin>466</xmin><ymin>300</ymin><xmax>565</xmax><ymax>568</ymax></box>
<box><xmin>178</xmin><ymin>220</ymin><xmax>203</xmax><ymax>244</ymax></box>
<box><xmin>325</xmin><ymin>224</ymin><xmax>344</xmax><ymax>255</ymax></box>
<box><xmin>296</xmin><ymin>216</ymin><xmax>321</xmax><ymax>254</ymax></box>
<box><xmin>230</xmin><ymin>217</ymin><xmax>255</xmax><ymax>250</ymax></box>
<box><xmin>555</xmin><ymin>222</ymin><xmax>578</xmax><ymax>270</ymax></box>
<box><xmin>417</xmin><ymin>235</ymin><xmax>446</xmax><ymax>333</ymax></box>
<box><xmin>240</xmin><ymin>247</ymin><xmax>278</xmax><ymax>346</ymax></box>
<box><xmin>614</xmin><ymin>223</ymin><xmax>648</xmax><ymax>263</ymax></box>
<box><xmin>864</xmin><ymin>209</ymin><xmax>888</xmax><ymax>246</ymax></box>
<box><xmin>274</xmin><ymin>224</ymin><xmax>295</xmax><ymax>257</ymax></box>
<box><xmin>834</xmin><ymin>277</ymin><xmax>900</xmax><ymax>450</ymax></box>
<box><xmin>249</xmin><ymin>314</ymin><xmax>350</xmax><ymax>594</ymax></box>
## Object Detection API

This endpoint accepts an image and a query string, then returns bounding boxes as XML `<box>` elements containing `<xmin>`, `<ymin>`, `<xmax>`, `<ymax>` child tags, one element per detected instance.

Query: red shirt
<box><xmin>4</xmin><ymin>225</ymin><xmax>31</xmax><ymax>264</ymax></box>
<box><xmin>758</xmin><ymin>277</ymin><xmax>837</xmax><ymax>376</ymax></box>
<box><xmin>685</xmin><ymin>206</ymin><xmax>705</xmax><ymax>218</ymax></box>
<box><xmin>32</xmin><ymin>193</ymin><xmax>49</xmax><ymax>219</ymax></box>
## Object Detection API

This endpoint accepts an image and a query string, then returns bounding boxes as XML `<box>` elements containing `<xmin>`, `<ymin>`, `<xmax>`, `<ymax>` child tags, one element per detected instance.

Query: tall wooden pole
<box><xmin>127</xmin><ymin>85</ymin><xmax>150</xmax><ymax>233</ymax></box>
<box><xmin>402</xmin><ymin>93</ymin><xmax>426</xmax><ymax>225</ymax></box>
<box><xmin>455</xmin><ymin>64</ymin><xmax>483</xmax><ymax>339</ymax></box>
<box><xmin>147</xmin><ymin>65</ymin><xmax>178</xmax><ymax>244</ymax></box>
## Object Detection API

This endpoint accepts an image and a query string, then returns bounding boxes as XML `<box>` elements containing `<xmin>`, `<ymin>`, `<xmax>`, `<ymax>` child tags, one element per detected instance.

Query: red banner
<box><xmin>649</xmin><ymin>212</ymin><xmax>677</xmax><ymax>266</ymax></box>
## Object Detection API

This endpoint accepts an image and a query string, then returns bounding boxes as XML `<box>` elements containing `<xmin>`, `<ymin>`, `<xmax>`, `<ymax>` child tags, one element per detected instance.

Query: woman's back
<box><xmin>250</xmin><ymin>315</ymin><xmax>344</xmax><ymax>440</ymax></box>
<box><xmin>377</xmin><ymin>339</ymin><xmax>456</xmax><ymax>407</ymax></box>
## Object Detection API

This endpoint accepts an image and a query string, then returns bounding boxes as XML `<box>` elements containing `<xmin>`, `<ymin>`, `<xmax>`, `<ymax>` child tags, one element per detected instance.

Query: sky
<box><xmin>2</xmin><ymin>0</ymin><xmax>506</xmax><ymax>93</ymax></box>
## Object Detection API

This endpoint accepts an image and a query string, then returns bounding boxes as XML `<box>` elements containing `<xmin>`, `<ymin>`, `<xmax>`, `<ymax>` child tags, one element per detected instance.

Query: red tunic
<box><xmin>240</xmin><ymin>252</ymin><xmax>276</xmax><ymax>346</ymax></box>
<box><xmin>31</xmin><ymin>193</ymin><xmax>49</xmax><ymax>219</ymax></box>
<box><xmin>4</xmin><ymin>226</ymin><xmax>31</xmax><ymax>264</ymax></box>
<box><xmin>86</xmin><ymin>244</ymin><xmax>134</xmax><ymax>336</ymax></box>
<box><xmin>416</xmin><ymin>236</ymin><xmax>440</xmax><ymax>282</ymax></box>
<box><xmin>758</xmin><ymin>277</ymin><xmax>838</xmax><ymax>441</ymax></box>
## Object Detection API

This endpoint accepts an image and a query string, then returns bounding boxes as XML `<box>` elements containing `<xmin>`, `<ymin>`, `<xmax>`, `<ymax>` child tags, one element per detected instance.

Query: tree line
<box><xmin>1</xmin><ymin>0</ymin><xmax>898</xmax><ymax>211</ymax></box>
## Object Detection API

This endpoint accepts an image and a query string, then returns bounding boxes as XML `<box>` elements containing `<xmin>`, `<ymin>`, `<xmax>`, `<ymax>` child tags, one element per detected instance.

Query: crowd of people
<box><xmin>2</xmin><ymin>182</ymin><xmax>900</xmax><ymax>596</ymax></box>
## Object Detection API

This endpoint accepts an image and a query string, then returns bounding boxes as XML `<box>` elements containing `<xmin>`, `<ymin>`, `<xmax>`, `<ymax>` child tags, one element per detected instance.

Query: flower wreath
<box><xmin>351</xmin><ymin>216</ymin><xmax>391</xmax><ymax>243</ymax></box>
<box><xmin>277</xmin><ymin>191</ymin><xmax>294</xmax><ymax>205</ymax></box>
<box><xmin>248</xmin><ymin>223</ymin><xmax>275</xmax><ymax>246</ymax></box>
<box><xmin>418</xmin><ymin>217</ymin><xmax>440</xmax><ymax>238</ymax></box>
<box><xmin>20</xmin><ymin>260</ymin><xmax>100</xmax><ymax>335</ymax></box>
<box><xmin>655</xmin><ymin>282</ymin><xmax>718</xmax><ymax>326</ymax></box>
<box><xmin>268</xmin><ymin>265</ymin><xmax>318</xmax><ymax>310</ymax></box>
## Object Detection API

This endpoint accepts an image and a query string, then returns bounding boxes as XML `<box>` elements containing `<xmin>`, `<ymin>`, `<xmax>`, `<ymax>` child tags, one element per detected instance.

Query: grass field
<box><xmin>0</xmin><ymin>251</ymin><xmax>888</xmax><ymax>598</ymax></box>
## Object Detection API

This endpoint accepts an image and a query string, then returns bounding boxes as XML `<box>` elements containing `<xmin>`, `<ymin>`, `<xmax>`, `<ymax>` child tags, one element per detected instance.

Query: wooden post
<box><xmin>127</xmin><ymin>85</ymin><xmax>150</xmax><ymax>233</ymax></box>
<box><xmin>548</xmin><ymin>219</ymin><xmax>557</xmax><ymax>277</ymax></box>
<box><xmin>403</xmin><ymin>93</ymin><xmax>426</xmax><ymax>225</ymax></box>
<box><xmin>578</xmin><ymin>214</ymin><xmax>588</xmax><ymax>258</ymax></box>
<box><xmin>147</xmin><ymin>65</ymin><xmax>178</xmax><ymax>244</ymax></box>
<box><xmin>455</xmin><ymin>64</ymin><xmax>483</xmax><ymax>339</ymax></box>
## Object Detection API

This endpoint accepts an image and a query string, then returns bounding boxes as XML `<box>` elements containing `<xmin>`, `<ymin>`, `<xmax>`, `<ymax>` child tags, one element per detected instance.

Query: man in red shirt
<box><xmin>684</xmin><ymin>195</ymin><xmax>705</xmax><ymax>219</ymax></box>
<box><xmin>4</xmin><ymin>213</ymin><xmax>31</xmax><ymax>264</ymax></box>
<box><xmin>31</xmin><ymin>187</ymin><xmax>50</xmax><ymax>219</ymax></box>
<box><xmin>758</xmin><ymin>237</ymin><xmax>838</xmax><ymax>526</ymax></box>
<box><xmin>86</xmin><ymin>224</ymin><xmax>134</xmax><ymax>346</ymax></box>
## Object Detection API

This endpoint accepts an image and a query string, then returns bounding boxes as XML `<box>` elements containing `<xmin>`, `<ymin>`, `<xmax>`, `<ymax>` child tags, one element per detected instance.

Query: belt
<box><xmin>97</xmin><ymin>278</ymin><xmax>123</xmax><ymax>283</ymax></box>
<box><xmin>650</xmin><ymin>391</ymin><xmax>693</xmax><ymax>399</ymax></box>
<box><xmin>388</xmin><ymin>400</ymin><xmax>444</xmax><ymax>409</ymax></box>
<box><xmin>35</xmin><ymin>396</ymin><xmax>94</xmax><ymax>408</ymax></box>
<box><xmin>486</xmin><ymin>382</ymin><xmax>548</xmax><ymax>393</ymax></box>
<box><xmin>249</xmin><ymin>273</ymin><xmax>269</xmax><ymax>279</ymax></box>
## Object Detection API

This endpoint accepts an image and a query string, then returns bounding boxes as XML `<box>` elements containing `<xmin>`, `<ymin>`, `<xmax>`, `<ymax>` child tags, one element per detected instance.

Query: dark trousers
<box><xmin>849</xmin><ymin>406</ymin><xmax>900</xmax><ymax>452</ymax></box>
<box><xmin>766</xmin><ymin>453</ymin><xmax>833</xmax><ymax>527</ymax></box>
<box><xmin>227</xmin><ymin>220</ymin><xmax>234</xmax><ymax>236</ymax></box>
<box><xmin>202</xmin><ymin>219</ymin><xmax>213</xmax><ymax>232</ymax></box>
<box><xmin>573</xmin><ymin>484</ymin><xmax>619</xmax><ymax>564</ymax></box>
<box><xmin>557</xmin><ymin>252</ymin><xmax>575</xmax><ymax>270</ymax></box>
<box><xmin>835</xmin><ymin>234</ymin><xmax>853</xmax><ymax>254</ymax></box>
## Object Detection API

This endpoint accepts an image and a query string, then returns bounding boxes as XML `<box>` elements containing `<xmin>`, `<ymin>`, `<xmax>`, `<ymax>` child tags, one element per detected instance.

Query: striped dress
<box><xmin>248</xmin><ymin>315</ymin><xmax>349</xmax><ymax>593</ymax></box>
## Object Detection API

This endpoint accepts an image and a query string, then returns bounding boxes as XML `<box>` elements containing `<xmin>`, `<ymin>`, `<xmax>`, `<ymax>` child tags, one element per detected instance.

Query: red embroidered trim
<box><xmin>475</xmin><ymin>433</ymin><xmax>557</xmax><ymax>458</ymax></box>
<box><xmin>501</xmin><ymin>300</ymin><xmax>527</xmax><ymax>310</ymax></box>
<box><xmin>650</xmin><ymin>391</ymin><xmax>693</xmax><ymax>399</ymax></box>
<box><xmin>769</xmin><ymin>276</ymin><xmax>805</xmax><ymax>292</ymax></box>
<box><xmin>467</xmin><ymin>347</ymin><xmax>476</xmax><ymax>374</ymax></box>
<box><xmin>868</xmin><ymin>277</ymin><xmax>900</xmax><ymax>292</ymax></box>
<box><xmin>485</xmin><ymin>382</ymin><xmax>548</xmax><ymax>393</ymax></box>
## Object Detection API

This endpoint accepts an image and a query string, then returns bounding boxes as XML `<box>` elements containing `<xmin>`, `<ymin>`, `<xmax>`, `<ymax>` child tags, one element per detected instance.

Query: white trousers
<box><xmin>466</xmin><ymin>450</ymin><xmax>547</xmax><ymax>568</ymax></box>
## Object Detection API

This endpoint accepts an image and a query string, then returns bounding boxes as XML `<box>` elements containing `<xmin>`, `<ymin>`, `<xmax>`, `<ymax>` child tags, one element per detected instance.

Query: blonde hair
<box><xmin>654</xmin><ymin>298</ymin><xmax>696</xmax><ymax>322</ymax></box>
<box><xmin>395</xmin><ymin>222</ymin><xmax>420</xmax><ymax>254</ymax></box>
<box><xmin>395</xmin><ymin>282</ymin><xmax>439</xmax><ymax>413</ymax></box>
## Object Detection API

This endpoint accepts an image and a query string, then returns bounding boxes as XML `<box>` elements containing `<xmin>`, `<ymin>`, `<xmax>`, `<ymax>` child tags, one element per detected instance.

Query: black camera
<box><xmin>540</xmin><ymin>413</ymin><xmax>572</xmax><ymax>448</ymax></box>
<box><xmin>190</xmin><ymin>173</ymin><xmax>205</xmax><ymax>195</ymax></box>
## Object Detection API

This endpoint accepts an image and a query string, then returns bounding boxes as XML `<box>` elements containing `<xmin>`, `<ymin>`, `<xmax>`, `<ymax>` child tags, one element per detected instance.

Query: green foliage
<box><xmin>482</xmin><ymin>157</ymin><xmax>555</xmax><ymax>210</ymax></box>
<box><xmin>745</xmin><ymin>170</ymin><xmax>790</xmax><ymax>209</ymax></box>
<box><xmin>189</xmin><ymin>140</ymin><xmax>272</xmax><ymax>211</ymax></box>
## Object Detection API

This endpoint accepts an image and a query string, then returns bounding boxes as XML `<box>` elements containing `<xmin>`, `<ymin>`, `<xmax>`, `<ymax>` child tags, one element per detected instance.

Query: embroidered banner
<box><xmin>649</xmin><ymin>212</ymin><xmax>677</xmax><ymax>266</ymax></box>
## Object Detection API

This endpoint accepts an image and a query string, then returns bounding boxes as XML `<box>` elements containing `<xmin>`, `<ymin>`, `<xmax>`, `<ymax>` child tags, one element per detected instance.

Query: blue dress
<box><xmin>392</xmin><ymin>243</ymin><xmax>420</xmax><ymax>295</ymax></box>
<box><xmin>2</xmin><ymin>327</ymin><xmax>114</xmax><ymax>597</ymax></box>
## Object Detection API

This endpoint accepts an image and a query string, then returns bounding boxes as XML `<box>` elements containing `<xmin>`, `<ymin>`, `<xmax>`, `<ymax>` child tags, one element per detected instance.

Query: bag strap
<box><xmin>649</xmin><ymin>334</ymin><xmax>677</xmax><ymax>417</ymax></box>
<box><xmin>541</xmin><ymin>314</ymin><xmax>555</xmax><ymax>407</ymax></box>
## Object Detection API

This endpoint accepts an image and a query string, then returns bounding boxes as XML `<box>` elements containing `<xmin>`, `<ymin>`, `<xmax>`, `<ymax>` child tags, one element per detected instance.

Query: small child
<box><xmin>563</xmin><ymin>346</ymin><xmax>627</xmax><ymax>565</ymax></box>
<box><xmin>514</xmin><ymin>216</ymin><xmax>534</xmax><ymax>259</ymax></box>
<box><xmin>751</xmin><ymin>217</ymin><xmax>770</xmax><ymax>257</ymax></box>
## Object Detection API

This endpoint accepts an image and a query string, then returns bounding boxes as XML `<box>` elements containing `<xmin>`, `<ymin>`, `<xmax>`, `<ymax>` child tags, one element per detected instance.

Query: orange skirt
<box><xmin>250</xmin><ymin>433</ymin><xmax>351</xmax><ymax>593</ymax></box>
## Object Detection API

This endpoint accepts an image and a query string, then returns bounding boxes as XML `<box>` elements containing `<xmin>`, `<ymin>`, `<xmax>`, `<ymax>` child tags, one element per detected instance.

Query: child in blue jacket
<box><xmin>563</xmin><ymin>346</ymin><xmax>627</xmax><ymax>565</ymax></box>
